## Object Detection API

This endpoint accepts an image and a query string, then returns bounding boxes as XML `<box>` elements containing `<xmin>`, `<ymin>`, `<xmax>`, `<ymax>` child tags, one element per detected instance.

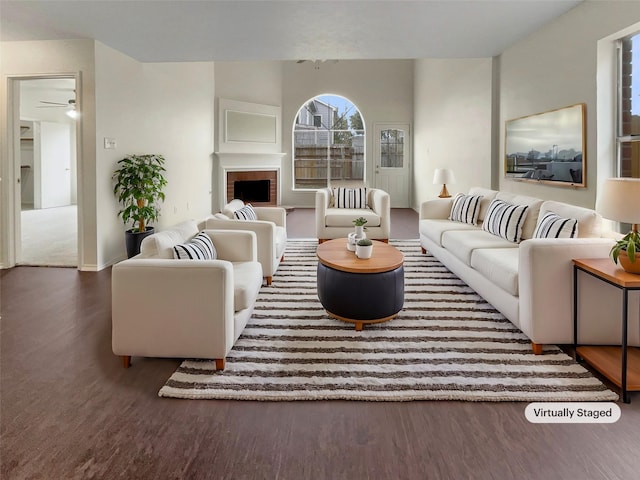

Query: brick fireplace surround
<box><xmin>226</xmin><ymin>170</ymin><xmax>278</xmax><ymax>207</ymax></box>
<box><xmin>215</xmin><ymin>153</ymin><xmax>285</xmax><ymax>209</ymax></box>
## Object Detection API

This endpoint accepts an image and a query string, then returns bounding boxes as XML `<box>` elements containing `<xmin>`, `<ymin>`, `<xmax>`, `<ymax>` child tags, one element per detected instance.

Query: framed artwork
<box><xmin>505</xmin><ymin>103</ymin><xmax>586</xmax><ymax>187</ymax></box>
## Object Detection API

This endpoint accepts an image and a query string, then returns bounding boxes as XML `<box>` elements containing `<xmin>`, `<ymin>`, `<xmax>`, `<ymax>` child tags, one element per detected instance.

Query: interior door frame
<box><xmin>3</xmin><ymin>72</ymin><xmax>83</xmax><ymax>269</ymax></box>
<box><xmin>373</xmin><ymin>122</ymin><xmax>412</xmax><ymax>208</ymax></box>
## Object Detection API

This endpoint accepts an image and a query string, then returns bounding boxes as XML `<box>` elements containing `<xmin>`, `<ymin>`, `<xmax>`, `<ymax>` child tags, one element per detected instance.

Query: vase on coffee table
<box><xmin>347</xmin><ymin>225</ymin><xmax>366</xmax><ymax>251</ymax></box>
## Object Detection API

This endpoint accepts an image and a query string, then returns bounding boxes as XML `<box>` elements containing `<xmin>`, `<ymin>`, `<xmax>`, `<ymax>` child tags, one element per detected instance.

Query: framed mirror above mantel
<box><xmin>217</xmin><ymin>98</ymin><xmax>282</xmax><ymax>154</ymax></box>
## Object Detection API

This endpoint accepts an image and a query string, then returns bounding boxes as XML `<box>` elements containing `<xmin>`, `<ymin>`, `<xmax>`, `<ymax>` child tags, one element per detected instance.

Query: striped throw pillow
<box><xmin>482</xmin><ymin>199</ymin><xmax>529</xmax><ymax>243</ymax></box>
<box><xmin>173</xmin><ymin>232</ymin><xmax>217</xmax><ymax>260</ymax></box>
<box><xmin>233</xmin><ymin>203</ymin><xmax>257</xmax><ymax>220</ymax></box>
<box><xmin>333</xmin><ymin>187</ymin><xmax>368</xmax><ymax>208</ymax></box>
<box><xmin>449</xmin><ymin>193</ymin><xmax>483</xmax><ymax>225</ymax></box>
<box><xmin>533</xmin><ymin>212</ymin><xmax>578</xmax><ymax>239</ymax></box>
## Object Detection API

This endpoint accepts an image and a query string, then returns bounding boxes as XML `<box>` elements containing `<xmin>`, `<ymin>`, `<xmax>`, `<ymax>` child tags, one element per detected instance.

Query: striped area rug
<box><xmin>159</xmin><ymin>239</ymin><xmax>618</xmax><ymax>402</ymax></box>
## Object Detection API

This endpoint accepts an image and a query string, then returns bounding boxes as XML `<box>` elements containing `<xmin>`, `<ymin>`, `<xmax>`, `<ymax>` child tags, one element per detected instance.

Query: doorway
<box><xmin>374</xmin><ymin>123</ymin><xmax>411</xmax><ymax>208</ymax></box>
<box><xmin>15</xmin><ymin>77</ymin><xmax>78</xmax><ymax>267</ymax></box>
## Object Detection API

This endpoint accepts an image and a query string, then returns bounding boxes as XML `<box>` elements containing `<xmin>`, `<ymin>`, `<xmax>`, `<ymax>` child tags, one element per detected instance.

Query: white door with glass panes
<box><xmin>374</xmin><ymin>124</ymin><xmax>410</xmax><ymax>207</ymax></box>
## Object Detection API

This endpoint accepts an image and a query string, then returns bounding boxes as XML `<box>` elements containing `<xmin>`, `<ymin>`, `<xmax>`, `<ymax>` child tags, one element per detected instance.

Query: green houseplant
<box><xmin>113</xmin><ymin>154</ymin><xmax>167</xmax><ymax>258</ymax></box>
<box><xmin>356</xmin><ymin>237</ymin><xmax>373</xmax><ymax>259</ymax></box>
<box><xmin>353</xmin><ymin>217</ymin><xmax>368</xmax><ymax>227</ymax></box>
<box><xmin>610</xmin><ymin>228</ymin><xmax>640</xmax><ymax>274</ymax></box>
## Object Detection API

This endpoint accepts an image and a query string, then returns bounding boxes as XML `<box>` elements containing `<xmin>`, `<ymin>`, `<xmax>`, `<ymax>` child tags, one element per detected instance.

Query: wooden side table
<box><xmin>573</xmin><ymin>258</ymin><xmax>640</xmax><ymax>403</ymax></box>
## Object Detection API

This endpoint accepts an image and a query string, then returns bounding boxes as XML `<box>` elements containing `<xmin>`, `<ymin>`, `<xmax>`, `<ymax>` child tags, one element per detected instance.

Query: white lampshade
<box><xmin>433</xmin><ymin>168</ymin><xmax>456</xmax><ymax>185</ymax></box>
<box><xmin>596</xmin><ymin>177</ymin><xmax>640</xmax><ymax>225</ymax></box>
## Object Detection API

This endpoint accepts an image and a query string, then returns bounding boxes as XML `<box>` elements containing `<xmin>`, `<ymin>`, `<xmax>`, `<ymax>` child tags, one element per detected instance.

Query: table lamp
<box><xmin>596</xmin><ymin>177</ymin><xmax>640</xmax><ymax>273</ymax></box>
<box><xmin>433</xmin><ymin>168</ymin><xmax>455</xmax><ymax>198</ymax></box>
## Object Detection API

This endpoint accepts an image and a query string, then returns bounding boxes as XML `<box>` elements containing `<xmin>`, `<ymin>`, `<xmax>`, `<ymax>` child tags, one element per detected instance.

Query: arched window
<box><xmin>293</xmin><ymin>94</ymin><xmax>364</xmax><ymax>189</ymax></box>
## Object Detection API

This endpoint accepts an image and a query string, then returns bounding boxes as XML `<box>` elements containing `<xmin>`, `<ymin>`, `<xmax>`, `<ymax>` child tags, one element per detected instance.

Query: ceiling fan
<box><xmin>37</xmin><ymin>99</ymin><xmax>76</xmax><ymax>108</ymax></box>
<box><xmin>296</xmin><ymin>59</ymin><xmax>339</xmax><ymax>69</ymax></box>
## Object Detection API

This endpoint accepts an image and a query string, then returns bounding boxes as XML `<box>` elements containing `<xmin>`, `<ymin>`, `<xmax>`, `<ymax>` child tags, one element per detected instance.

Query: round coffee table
<box><xmin>316</xmin><ymin>238</ymin><xmax>404</xmax><ymax>331</ymax></box>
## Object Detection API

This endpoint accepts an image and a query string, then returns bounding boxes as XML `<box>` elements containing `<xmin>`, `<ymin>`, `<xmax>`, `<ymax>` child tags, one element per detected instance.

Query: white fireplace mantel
<box><xmin>214</xmin><ymin>152</ymin><xmax>286</xmax><ymax>208</ymax></box>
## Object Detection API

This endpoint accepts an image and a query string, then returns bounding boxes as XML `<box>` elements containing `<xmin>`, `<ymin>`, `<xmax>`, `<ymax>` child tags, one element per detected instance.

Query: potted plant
<box><xmin>113</xmin><ymin>154</ymin><xmax>168</xmax><ymax>258</ymax></box>
<box><xmin>355</xmin><ymin>238</ymin><xmax>373</xmax><ymax>259</ymax></box>
<box><xmin>610</xmin><ymin>228</ymin><xmax>640</xmax><ymax>274</ymax></box>
<box><xmin>348</xmin><ymin>217</ymin><xmax>368</xmax><ymax>251</ymax></box>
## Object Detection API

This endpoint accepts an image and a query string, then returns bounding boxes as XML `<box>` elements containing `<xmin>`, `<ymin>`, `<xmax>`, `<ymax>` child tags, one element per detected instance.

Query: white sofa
<box><xmin>205</xmin><ymin>199</ymin><xmax>287</xmax><ymax>285</ymax></box>
<box><xmin>419</xmin><ymin>187</ymin><xmax>640</xmax><ymax>353</ymax></box>
<box><xmin>316</xmin><ymin>187</ymin><xmax>391</xmax><ymax>242</ymax></box>
<box><xmin>112</xmin><ymin>220</ymin><xmax>263</xmax><ymax>370</ymax></box>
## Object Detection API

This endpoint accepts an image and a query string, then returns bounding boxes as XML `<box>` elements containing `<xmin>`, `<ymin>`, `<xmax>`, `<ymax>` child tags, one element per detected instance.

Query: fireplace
<box><xmin>234</xmin><ymin>179</ymin><xmax>270</xmax><ymax>203</ymax></box>
<box><xmin>226</xmin><ymin>170</ymin><xmax>277</xmax><ymax>206</ymax></box>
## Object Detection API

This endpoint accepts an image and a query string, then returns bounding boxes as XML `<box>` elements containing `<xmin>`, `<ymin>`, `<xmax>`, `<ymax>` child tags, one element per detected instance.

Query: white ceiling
<box><xmin>1</xmin><ymin>0</ymin><xmax>584</xmax><ymax>62</ymax></box>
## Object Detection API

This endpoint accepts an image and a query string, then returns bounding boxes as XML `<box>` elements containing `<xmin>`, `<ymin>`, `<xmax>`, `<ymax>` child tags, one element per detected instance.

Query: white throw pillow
<box><xmin>233</xmin><ymin>203</ymin><xmax>257</xmax><ymax>220</ymax></box>
<box><xmin>333</xmin><ymin>187</ymin><xmax>367</xmax><ymax>208</ymax></box>
<box><xmin>533</xmin><ymin>212</ymin><xmax>578</xmax><ymax>239</ymax></box>
<box><xmin>173</xmin><ymin>232</ymin><xmax>217</xmax><ymax>260</ymax></box>
<box><xmin>449</xmin><ymin>193</ymin><xmax>483</xmax><ymax>225</ymax></box>
<box><xmin>482</xmin><ymin>199</ymin><xmax>529</xmax><ymax>243</ymax></box>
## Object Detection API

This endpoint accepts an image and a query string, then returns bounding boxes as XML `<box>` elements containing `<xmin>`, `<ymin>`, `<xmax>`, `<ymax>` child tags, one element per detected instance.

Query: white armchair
<box><xmin>316</xmin><ymin>187</ymin><xmax>391</xmax><ymax>242</ymax></box>
<box><xmin>205</xmin><ymin>199</ymin><xmax>287</xmax><ymax>285</ymax></box>
<box><xmin>111</xmin><ymin>221</ymin><xmax>263</xmax><ymax>370</ymax></box>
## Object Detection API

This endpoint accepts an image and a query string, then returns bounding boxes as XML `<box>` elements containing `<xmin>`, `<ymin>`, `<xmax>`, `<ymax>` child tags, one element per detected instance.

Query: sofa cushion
<box><xmin>324</xmin><ymin>208</ymin><xmax>381</xmax><ymax>227</ymax></box>
<box><xmin>234</xmin><ymin>203</ymin><xmax>258</xmax><ymax>220</ymax></box>
<box><xmin>471</xmin><ymin>248</ymin><xmax>520</xmax><ymax>296</ymax></box>
<box><xmin>468</xmin><ymin>187</ymin><xmax>498</xmax><ymax>222</ymax></box>
<box><xmin>495</xmin><ymin>192</ymin><xmax>543</xmax><ymax>239</ymax></box>
<box><xmin>449</xmin><ymin>193</ymin><xmax>483</xmax><ymax>225</ymax></box>
<box><xmin>232</xmin><ymin>262</ymin><xmax>263</xmax><ymax>311</ymax></box>
<box><xmin>173</xmin><ymin>231</ymin><xmax>217</xmax><ymax>260</ymax></box>
<box><xmin>533</xmin><ymin>212</ymin><xmax>578</xmax><ymax>239</ymax></box>
<box><xmin>482</xmin><ymin>199</ymin><xmax>529</xmax><ymax>243</ymax></box>
<box><xmin>333</xmin><ymin>187</ymin><xmax>368</xmax><ymax>208</ymax></box>
<box><xmin>140</xmin><ymin>220</ymin><xmax>199</xmax><ymax>259</ymax></box>
<box><xmin>539</xmin><ymin>200</ymin><xmax>602</xmax><ymax>238</ymax></box>
<box><xmin>442</xmin><ymin>229</ymin><xmax>517</xmax><ymax>266</ymax></box>
<box><xmin>420</xmin><ymin>219</ymin><xmax>480</xmax><ymax>247</ymax></box>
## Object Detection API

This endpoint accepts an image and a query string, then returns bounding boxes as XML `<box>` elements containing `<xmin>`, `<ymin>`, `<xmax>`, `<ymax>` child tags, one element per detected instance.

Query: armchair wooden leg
<box><xmin>280</xmin><ymin>255</ymin><xmax>285</xmax><ymax>262</ymax></box>
<box><xmin>266</xmin><ymin>276</ymin><xmax>273</xmax><ymax>286</ymax></box>
<box><xmin>215</xmin><ymin>358</ymin><xmax>225</xmax><ymax>370</ymax></box>
<box><xmin>122</xmin><ymin>355</ymin><xmax>131</xmax><ymax>368</ymax></box>
<box><xmin>421</xmin><ymin>247</ymin><xmax>426</xmax><ymax>254</ymax></box>
<box><xmin>531</xmin><ymin>343</ymin><xmax>543</xmax><ymax>355</ymax></box>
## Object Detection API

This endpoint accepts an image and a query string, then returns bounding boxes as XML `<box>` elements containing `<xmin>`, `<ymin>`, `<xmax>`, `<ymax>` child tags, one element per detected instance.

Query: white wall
<box><xmin>499</xmin><ymin>0</ymin><xmax>640</xmax><ymax>209</ymax></box>
<box><xmin>412</xmin><ymin>58</ymin><xmax>493</xmax><ymax>209</ymax></box>
<box><xmin>0</xmin><ymin>39</ymin><xmax>96</xmax><ymax>270</ymax></box>
<box><xmin>95</xmin><ymin>42</ymin><xmax>215</xmax><ymax>268</ymax></box>
<box><xmin>282</xmin><ymin>59</ymin><xmax>414</xmax><ymax>207</ymax></box>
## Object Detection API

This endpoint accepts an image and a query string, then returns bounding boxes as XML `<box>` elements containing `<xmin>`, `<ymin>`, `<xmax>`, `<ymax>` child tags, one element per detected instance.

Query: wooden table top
<box><xmin>316</xmin><ymin>238</ymin><xmax>404</xmax><ymax>274</ymax></box>
<box><xmin>573</xmin><ymin>258</ymin><xmax>640</xmax><ymax>289</ymax></box>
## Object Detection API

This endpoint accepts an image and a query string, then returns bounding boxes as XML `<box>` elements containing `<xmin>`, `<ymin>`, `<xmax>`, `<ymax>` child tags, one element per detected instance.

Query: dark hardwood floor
<box><xmin>2</xmin><ymin>209</ymin><xmax>639</xmax><ymax>479</ymax></box>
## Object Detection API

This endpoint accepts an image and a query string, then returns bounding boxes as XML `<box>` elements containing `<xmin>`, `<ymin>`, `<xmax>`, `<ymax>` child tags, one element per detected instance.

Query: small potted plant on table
<box><xmin>356</xmin><ymin>238</ymin><xmax>373</xmax><ymax>259</ymax></box>
<box><xmin>113</xmin><ymin>154</ymin><xmax>168</xmax><ymax>258</ymax></box>
<box><xmin>610</xmin><ymin>227</ymin><xmax>640</xmax><ymax>274</ymax></box>
<box><xmin>348</xmin><ymin>217</ymin><xmax>368</xmax><ymax>251</ymax></box>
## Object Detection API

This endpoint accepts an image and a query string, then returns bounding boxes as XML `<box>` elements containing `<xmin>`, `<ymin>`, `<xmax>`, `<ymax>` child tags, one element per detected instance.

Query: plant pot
<box><xmin>355</xmin><ymin>244</ymin><xmax>373</xmax><ymax>259</ymax></box>
<box><xmin>125</xmin><ymin>227</ymin><xmax>155</xmax><ymax>258</ymax></box>
<box><xmin>618</xmin><ymin>251</ymin><xmax>640</xmax><ymax>274</ymax></box>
